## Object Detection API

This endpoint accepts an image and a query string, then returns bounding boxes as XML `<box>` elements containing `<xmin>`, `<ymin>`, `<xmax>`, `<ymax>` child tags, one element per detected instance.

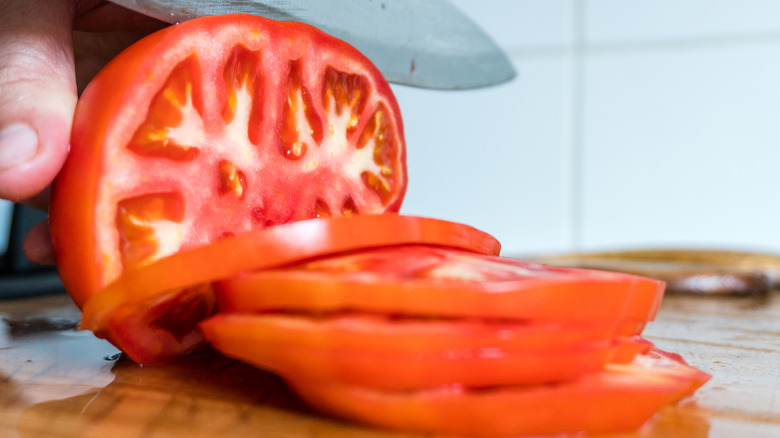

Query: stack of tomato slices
<box><xmin>77</xmin><ymin>215</ymin><xmax>502</xmax><ymax>363</ymax></box>
<box><xmin>197</xmin><ymin>240</ymin><xmax>710</xmax><ymax>436</ymax></box>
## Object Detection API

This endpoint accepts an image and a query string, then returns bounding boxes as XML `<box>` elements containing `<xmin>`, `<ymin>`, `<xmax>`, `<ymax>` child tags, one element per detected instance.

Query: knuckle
<box><xmin>0</xmin><ymin>38</ymin><xmax>75</xmax><ymax>102</ymax></box>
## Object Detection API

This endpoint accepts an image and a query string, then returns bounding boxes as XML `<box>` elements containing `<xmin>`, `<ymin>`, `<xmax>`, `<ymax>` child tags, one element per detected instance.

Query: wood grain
<box><xmin>528</xmin><ymin>249</ymin><xmax>780</xmax><ymax>296</ymax></box>
<box><xmin>1</xmin><ymin>292</ymin><xmax>778</xmax><ymax>438</ymax></box>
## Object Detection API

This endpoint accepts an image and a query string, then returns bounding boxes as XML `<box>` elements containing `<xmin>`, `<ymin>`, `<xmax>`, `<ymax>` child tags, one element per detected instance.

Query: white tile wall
<box><xmin>398</xmin><ymin>0</ymin><xmax>780</xmax><ymax>256</ymax></box>
<box><xmin>585</xmin><ymin>0</ymin><xmax>780</xmax><ymax>45</ymax></box>
<box><xmin>394</xmin><ymin>55</ymin><xmax>575</xmax><ymax>255</ymax></box>
<box><xmin>581</xmin><ymin>43</ymin><xmax>780</xmax><ymax>252</ymax></box>
<box><xmin>396</xmin><ymin>0</ymin><xmax>577</xmax><ymax>255</ymax></box>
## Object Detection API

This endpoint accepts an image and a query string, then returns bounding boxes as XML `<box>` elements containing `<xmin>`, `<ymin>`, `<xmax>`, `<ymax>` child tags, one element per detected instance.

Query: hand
<box><xmin>0</xmin><ymin>0</ymin><xmax>166</xmax><ymax>264</ymax></box>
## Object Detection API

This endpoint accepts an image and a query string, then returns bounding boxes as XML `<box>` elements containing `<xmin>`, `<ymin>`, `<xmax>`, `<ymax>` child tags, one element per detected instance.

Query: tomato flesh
<box><xmin>50</xmin><ymin>14</ymin><xmax>407</xmax><ymax>309</ymax></box>
<box><xmin>79</xmin><ymin>216</ymin><xmax>500</xmax><ymax>363</ymax></box>
<box><xmin>49</xmin><ymin>14</ymin><xmax>415</xmax><ymax>364</ymax></box>
<box><xmin>200</xmin><ymin>244</ymin><xmax>704</xmax><ymax>435</ymax></box>
<box><xmin>201</xmin><ymin>313</ymin><xmax>643</xmax><ymax>390</ymax></box>
<box><xmin>214</xmin><ymin>245</ymin><xmax>665</xmax><ymax>323</ymax></box>
<box><xmin>287</xmin><ymin>350</ymin><xmax>710</xmax><ymax>437</ymax></box>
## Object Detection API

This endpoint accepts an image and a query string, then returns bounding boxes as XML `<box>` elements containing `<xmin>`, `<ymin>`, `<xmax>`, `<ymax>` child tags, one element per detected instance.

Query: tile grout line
<box><xmin>504</xmin><ymin>30</ymin><xmax>780</xmax><ymax>59</ymax></box>
<box><xmin>568</xmin><ymin>0</ymin><xmax>586</xmax><ymax>251</ymax></box>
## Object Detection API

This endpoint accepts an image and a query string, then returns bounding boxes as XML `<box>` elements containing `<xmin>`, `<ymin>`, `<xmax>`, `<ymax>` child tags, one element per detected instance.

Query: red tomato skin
<box><xmin>280</xmin><ymin>349</ymin><xmax>709</xmax><ymax>437</ymax></box>
<box><xmin>200</xmin><ymin>313</ymin><xmax>638</xmax><ymax>390</ymax></box>
<box><xmin>287</xmin><ymin>357</ymin><xmax>693</xmax><ymax>437</ymax></box>
<box><xmin>50</xmin><ymin>30</ymin><xmax>169</xmax><ymax>309</ymax></box>
<box><xmin>214</xmin><ymin>245</ymin><xmax>665</xmax><ymax>323</ymax></box>
<box><xmin>79</xmin><ymin>217</ymin><xmax>501</xmax><ymax>335</ymax></box>
<box><xmin>50</xmin><ymin>14</ymin><xmax>407</xmax><ymax>310</ymax></box>
<box><xmin>78</xmin><ymin>216</ymin><xmax>499</xmax><ymax>364</ymax></box>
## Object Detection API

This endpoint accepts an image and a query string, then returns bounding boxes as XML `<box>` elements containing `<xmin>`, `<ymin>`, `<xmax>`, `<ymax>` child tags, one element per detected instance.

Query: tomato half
<box><xmin>214</xmin><ymin>245</ymin><xmax>665</xmax><ymax>323</ymax></box>
<box><xmin>201</xmin><ymin>313</ymin><xmax>639</xmax><ymax>390</ymax></box>
<box><xmin>80</xmin><ymin>216</ymin><xmax>500</xmax><ymax>364</ymax></box>
<box><xmin>50</xmin><ymin>14</ymin><xmax>407</xmax><ymax>309</ymax></box>
<box><xmin>287</xmin><ymin>350</ymin><xmax>707</xmax><ymax>437</ymax></box>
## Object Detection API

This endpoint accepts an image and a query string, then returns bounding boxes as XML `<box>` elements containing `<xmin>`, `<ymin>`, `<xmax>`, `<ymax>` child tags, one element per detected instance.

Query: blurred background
<box><xmin>395</xmin><ymin>0</ymin><xmax>780</xmax><ymax>256</ymax></box>
<box><xmin>4</xmin><ymin>0</ymin><xmax>780</xmax><ymax>270</ymax></box>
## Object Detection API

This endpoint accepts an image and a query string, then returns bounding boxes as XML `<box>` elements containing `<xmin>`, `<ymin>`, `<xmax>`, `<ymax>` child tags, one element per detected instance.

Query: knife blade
<box><xmin>107</xmin><ymin>0</ymin><xmax>515</xmax><ymax>90</ymax></box>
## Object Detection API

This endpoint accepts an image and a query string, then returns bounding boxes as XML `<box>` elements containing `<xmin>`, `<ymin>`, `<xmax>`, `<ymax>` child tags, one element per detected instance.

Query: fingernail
<box><xmin>0</xmin><ymin>124</ymin><xmax>39</xmax><ymax>171</ymax></box>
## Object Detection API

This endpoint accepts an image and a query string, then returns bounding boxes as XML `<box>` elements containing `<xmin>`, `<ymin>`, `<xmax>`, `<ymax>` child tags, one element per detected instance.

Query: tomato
<box><xmin>203</xmin><ymin>313</ymin><xmax>620</xmax><ymax>351</ymax></box>
<box><xmin>611</xmin><ymin>335</ymin><xmax>654</xmax><ymax>364</ymax></box>
<box><xmin>50</xmin><ymin>14</ymin><xmax>407</xmax><ymax>310</ymax></box>
<box><xmin>214</xmin><ymin>245</ymin><xmax>665</xmax><ymax>323</ymax></box>
<box><xmin>286</xmin><ymin>350</ymin><xmax>708</xmax><ymax>437</ymax></box>
<box><xmin>620</xmin><ymin>348</ymin><xmax>712</xmax><ymax>401</ymax></box>
<box><xmin>80</xmin><ymin>215</ymin><xmax>500</xmax><ymax>364</ymax></box>
<box><xmin>201</xmin><ymin>313</ymin><xmax>641</xmax><ymax>390</ymax></box>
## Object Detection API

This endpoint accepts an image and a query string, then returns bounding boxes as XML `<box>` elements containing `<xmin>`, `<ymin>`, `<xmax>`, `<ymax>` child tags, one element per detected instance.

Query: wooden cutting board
<box><xmin>528</xmin><ymin>249</ymin><xmax>780</xmax><ymax>296</ymax></box>
<box><xmin>1</xmin><ymin>293</ymin><xmax>779</xmax><ymax>438</ymax></box>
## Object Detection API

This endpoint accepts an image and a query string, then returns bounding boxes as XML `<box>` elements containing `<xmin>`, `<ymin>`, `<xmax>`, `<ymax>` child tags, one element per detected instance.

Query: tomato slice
<box><xmin>617</xmin><ymin>348</ymin><xmax>712</xmax><ymax>401</ymax></box>
<box><xmin>201</xmin><ymin>313</ymin><xmax>638</xmax><ymax>390</ymax></box>
<box><xmin>203</xmin><ymin>313</ymin><xmax>620</xmax><ymax>351</ymax></box>
<box><xmin>80</xmin><ymin>215</ymin><xmax>500</xmax><ymax>364</ymax></box>
<box><xmin>286</xmin><ymin>350</ymin><xmax>706</xmax><ymax>437</ymax></box>
<box><xmin>214</xmin><ymin>245</ymin><xmax>665</xmax><ymax>323</ymax></box>
<box><xmin>50</xmin><ymin>14</ymin><xmax>407</xmax><ymax>309</ymax></box>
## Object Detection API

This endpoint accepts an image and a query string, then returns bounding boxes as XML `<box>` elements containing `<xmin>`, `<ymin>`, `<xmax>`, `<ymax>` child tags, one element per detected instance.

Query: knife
<box><xmin>107</xmin><ymin>0</ymin><xmax>516</xmax><ymax>90</ymax></box>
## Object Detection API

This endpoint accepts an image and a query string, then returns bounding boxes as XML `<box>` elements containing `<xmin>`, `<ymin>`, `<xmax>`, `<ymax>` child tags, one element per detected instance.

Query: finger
<box><xmin>0</xmin><ymin>0</ymin><xmax>76</xmax><ymax>205</ymax></box>
<box><xmin>23</xmin><ymin>220</ymin><xmax>56</xmax><ymax>265</ymax></box>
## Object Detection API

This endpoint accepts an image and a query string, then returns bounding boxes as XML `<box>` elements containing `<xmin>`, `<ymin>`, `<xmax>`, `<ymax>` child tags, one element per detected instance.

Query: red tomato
<box><xmin>214</xmin><ymin>245</ymin><xmax>665</xmax><ymax>323</ymax></box>
<box><xmin>201</xmin><ymin>313</ymin><xmax>639</xmax><ymax>390</ymax></box>
<box><xmin>621</xmin><ymin>348</ymin><xmax>712</xmax><ymax>401</ymax></box>
<box><xmin>80</xmin><ymin>216</ymin><xmax>500</xmax><ymax>364</ymax></box>
<box><xmin>287</xmin><ymin>349</ymin><xmax>708</xmax><ymax>437</ymax></box>
<box><xmin>50</xmin><ymin>14</ymin><xmax>407</xmax><ymax>310</ymax></box>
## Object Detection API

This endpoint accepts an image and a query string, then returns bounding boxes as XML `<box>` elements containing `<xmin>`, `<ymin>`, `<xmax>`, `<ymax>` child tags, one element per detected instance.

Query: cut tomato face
<box><xmin>79</xmin><ymin>216</ymin><xmax>500</xmax><ymax>363</ymax></box>
<box><xmin>50</xmin><ymin>14</ymin><xmax>407</xmax><ymax>310</ymax></box>
<box><xmin>201</xmin><ymin>313</ymin><xmax>638</xmax><ymax>390</ymax></box>
<box><xmin>287</xmin><ymin>350</ymin><xmax>707</xmax><ymax>437</ymax></box>
<box><xmin>105</xmin><ymin>285</ymin><xmax>216</xmax><ymax>365</ymax></box>
<box><xmin>214</xmin><ymin>245</ymin><xmax>665</xmax><ymax>323</ymax></box>
<box><xmin>612</xmin><ymin>348</ymin><xmax>712</xmax><ymax>402</ymax></box>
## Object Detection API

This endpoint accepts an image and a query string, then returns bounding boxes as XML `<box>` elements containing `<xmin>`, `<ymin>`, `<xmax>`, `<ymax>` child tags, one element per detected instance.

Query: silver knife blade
<box><xmin>107</xmin><ymin>0</ymin><xmax>516</xmax><ymax>89</ymax></box>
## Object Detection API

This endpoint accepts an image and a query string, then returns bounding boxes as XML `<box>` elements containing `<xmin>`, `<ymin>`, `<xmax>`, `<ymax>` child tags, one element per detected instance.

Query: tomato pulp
<box><xmin>50</xmin><ymin>14</ymin><xmax>407</xmax><ymax>309</ymax></box>
<box><xmin>201</xmin><ymin>313</ymin><xmax>640</xmax><ymax>390</ymax></box>
<box><xmin>78</xmin><ymin>216</ymin><xmax>502</xmax><ymax>364</ymax></box>
<box><xmin>50</xmin><ymin>14</ymin><xmax>408</xmax><ymax>363</ymax></box>
<box><xmin>287</xmin><ymin>349</ymin><xmax>709</xmax><ymax>437</ymax></box>
<box><xmin>214</xmin><ymin>245</ymin><xmax>665</xmax><ymax>323</ymax></box>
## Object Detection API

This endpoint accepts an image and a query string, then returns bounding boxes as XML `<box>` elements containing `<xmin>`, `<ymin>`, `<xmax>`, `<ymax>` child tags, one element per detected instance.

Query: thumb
<box><xmin>0</xmin><ymin>0</ymin><xmax>76</xmax><ymax>206</ymax></box>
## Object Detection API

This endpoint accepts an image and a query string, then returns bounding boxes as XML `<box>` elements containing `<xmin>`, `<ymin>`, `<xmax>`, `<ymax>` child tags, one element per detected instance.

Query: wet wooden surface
<box><xmin>0</xmin><ymin>292</ymin><xmax>778</xmax><ymax>438</ymax></box>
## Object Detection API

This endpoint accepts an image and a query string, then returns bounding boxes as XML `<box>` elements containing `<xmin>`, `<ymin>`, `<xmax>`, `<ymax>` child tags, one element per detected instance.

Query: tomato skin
<box><xmin>620</xmin><ymin>348</ymin><xmax>712</xmax><ymax>401</ymax></box>
<box><xmin>51</xmin><ymin>14</ymin><xmax>407</xmax><ymax>310</ymax></box>
<box><xmin>80</xmin><ymin>216</ymin><xmax>500</xmax><ymax>333</ymax></box>
<box><xmin>203</xmin><ymin>313</ymin><xmax>621</xmax><ymax>351</ymax></box>
<box><xmin>287</xmin><ymin>350</ymin><xmax>701</xmax><ymax>437</ymax></box>
<box><xmin>75</xmin><ymin>216</ymin><xmax>499</xmax><ymax>364</ymax></box>
<box><xmin>106</xmin><ymin>285</ymin><xmax>216</xmax><ymax>365</ymax></box>
<box><xmin>214</xmin><ymin>245</ymin><xmax>665</xmax><ymax>323</ymax></box>
<box><xmin>50</xmin><ymin>29</ymin><xmax>171</xmax><ymax>309</ymax></box>
<box><xmin>200</xmin><ymin>313</ymin><xmax>640</xmax><ymax>390</ymax></box>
